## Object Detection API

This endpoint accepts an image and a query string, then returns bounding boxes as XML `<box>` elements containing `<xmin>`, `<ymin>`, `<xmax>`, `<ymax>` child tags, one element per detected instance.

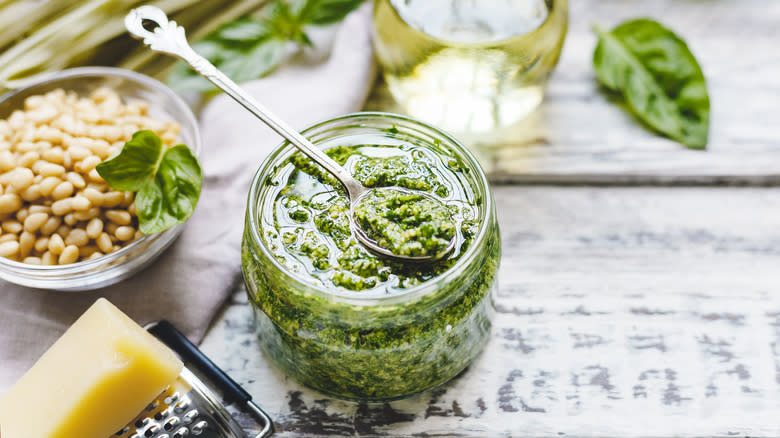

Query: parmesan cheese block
<box><xmin>0</xmin><ymin>298</ymin><xmax>183</xmax><ymax>438</ymax></box>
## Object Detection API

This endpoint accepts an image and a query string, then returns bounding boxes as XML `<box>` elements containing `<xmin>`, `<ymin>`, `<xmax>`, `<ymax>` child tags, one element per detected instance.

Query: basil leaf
<box><xmin>167</xmin><ymin>0</ymin><xmax>363</xmax><ymax>93</ymax></box>
<box><xmin>97</xmin><ymin>131</ymin><xmax>203</xmax><ymax>235</ymax></box>
<box><xmin>294</xmin><ymin>0</ymin><xmax>364</xmax><ymax>25</ymax></box>
<box><xmin>136</xmin><ymin>145</ymin><xmax>203</xmax><ymax>235</ymax></box>
<box><xmin>217</xmin><ymin>38</ymin><xmax>287</xmax><ymax>84</ymax></box>
<box><xmin>95</xmin><ymin>130</ymin><xmax>162</xmax><ymax>191</ymax></box>
<box><xmin>217</xmin><ymin>17</ymin><xmax>275</xmax><ymax>44</ymax></box>
<box><xmin>593</xmin><ymin>19</ymin><xmax>710</xmax><ymax>149</ymax></box>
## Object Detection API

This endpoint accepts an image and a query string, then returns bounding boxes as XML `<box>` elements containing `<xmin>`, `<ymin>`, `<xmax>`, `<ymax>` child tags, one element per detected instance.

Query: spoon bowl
<box><xmin>124</xmin><ymin>6</ymin><xmax>456</xmax><ymax>263</ymax></box>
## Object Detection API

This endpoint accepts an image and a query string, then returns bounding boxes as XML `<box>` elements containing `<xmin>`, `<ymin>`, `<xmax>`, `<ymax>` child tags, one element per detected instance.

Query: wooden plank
<box><xmin>200</xmin><ymin>186</ymin><xmax>780</xmax><ymax>437</ymax></box>
<box><xmin>363</xmin><ymin>0</ymin><xmax>780</xmax><ymax>184</ymax></box>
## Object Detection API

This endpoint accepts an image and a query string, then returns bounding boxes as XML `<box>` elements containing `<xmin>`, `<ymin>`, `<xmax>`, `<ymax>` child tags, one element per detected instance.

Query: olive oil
<box><xmin>373</xmin><ymin>0</ymin><xmax>568</xmax><ymax>136</ymax></box>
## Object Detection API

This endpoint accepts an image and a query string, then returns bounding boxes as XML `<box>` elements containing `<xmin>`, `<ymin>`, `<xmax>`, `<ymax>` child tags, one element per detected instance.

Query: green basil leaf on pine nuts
<box><xmin>95</xmin><ymin>130</ymin><xmax>162</xmax><ymax>191</ymax></box>
<box><xmin>593</xmin><ymin>19</ymin><xmax>710</xmax><ymax>149</ymax></box>
<box><xmin>96</xmin><ymin>131</ymin><xmax>203</xmax><ymax>234</ymax></box>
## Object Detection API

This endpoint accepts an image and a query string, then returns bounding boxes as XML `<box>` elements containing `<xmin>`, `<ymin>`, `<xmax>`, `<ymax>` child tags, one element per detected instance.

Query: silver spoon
<box><xmin>124</xmin><ymin>6</ymin><xmax>455</xmax><ymax>262</ymax></box>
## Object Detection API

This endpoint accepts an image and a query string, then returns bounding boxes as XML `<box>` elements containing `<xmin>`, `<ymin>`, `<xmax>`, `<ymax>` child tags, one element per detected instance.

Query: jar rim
<box><xmin>246</xmin><ymin>111</ymin><xmax>494</xmax><ymax>305</ymax></box>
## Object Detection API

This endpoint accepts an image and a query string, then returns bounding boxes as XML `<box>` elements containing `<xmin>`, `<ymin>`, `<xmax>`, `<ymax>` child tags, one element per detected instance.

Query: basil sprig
<box><xmin>96</xmin><ymin>130</ymin><xmax>203</xmax><ymax>235</ymax></box>
<box><xmin>167</xmin><ymin>0</ymin><xmax>364</xmax><ymax>92</ymax></box>
<box><xmin>593</xmin><ymin>19</ymin><xmax>710</xmax><ymax>149</ymax></box>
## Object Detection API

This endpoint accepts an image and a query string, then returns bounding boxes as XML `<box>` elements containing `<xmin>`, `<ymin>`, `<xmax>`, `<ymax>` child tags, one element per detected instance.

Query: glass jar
<box><xmin>241</xmin><ymin>113</ymin><xmax>500</xmax><ymax>400</ymax></box>
<box><xmin>373</xmin><ymin>0</ymin><xmax>568</xmax><ymax>140</ymax></box>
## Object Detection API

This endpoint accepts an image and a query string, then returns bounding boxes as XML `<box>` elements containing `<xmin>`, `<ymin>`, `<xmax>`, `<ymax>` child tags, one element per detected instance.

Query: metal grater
<box><xmin>112</xmin><ymin>321</ymin><xmax>273</xmax><ymax>438</ymax></box>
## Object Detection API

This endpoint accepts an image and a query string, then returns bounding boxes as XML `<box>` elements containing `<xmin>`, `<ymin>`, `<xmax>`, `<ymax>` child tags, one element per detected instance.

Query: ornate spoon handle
<box><xmin>124</xmin><ymin>6</ymin><xmax>364</xmax><ymax>200</ymax></box>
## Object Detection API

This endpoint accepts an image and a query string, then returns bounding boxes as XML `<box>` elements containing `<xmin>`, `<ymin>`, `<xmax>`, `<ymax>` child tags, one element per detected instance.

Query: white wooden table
<box><xmin>200</xmin><ymin>1</ymin><xmax>780</xmax><ymax>436</ymax></box>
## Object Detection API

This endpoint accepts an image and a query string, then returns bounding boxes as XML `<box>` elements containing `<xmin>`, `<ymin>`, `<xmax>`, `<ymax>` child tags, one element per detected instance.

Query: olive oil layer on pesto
<box><xmin>263</xmin><ymin>143</ymin><xmax>478</xmax><ymax>292</ymax></box>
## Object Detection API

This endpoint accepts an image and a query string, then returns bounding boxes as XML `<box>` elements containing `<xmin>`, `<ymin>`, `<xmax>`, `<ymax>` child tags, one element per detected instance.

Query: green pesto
<box><xmin>242</xmin><ymin>137</ymin><xmax>500</xmax><ymax>400</ymax></box>
<box><xmin>272</xmin><ymin>144</ymin><xmax>478</xmax><ymax>291</ymax></box>
<box><xmin>353</xmin><ymin>188</ymin><xmax>455</xmax><ymax>257</ymax></box>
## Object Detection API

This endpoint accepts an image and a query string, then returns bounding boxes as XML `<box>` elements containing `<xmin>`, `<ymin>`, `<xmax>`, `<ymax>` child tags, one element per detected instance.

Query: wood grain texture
<box><xmin>200</xmin><ymin>186</ymin><xmax>780</xmax><ymax>437</ymax></box>
<box><xmin>363</xmin><ymin>0</ymin><xmax>780</xmax><ymax>184</ymax></box>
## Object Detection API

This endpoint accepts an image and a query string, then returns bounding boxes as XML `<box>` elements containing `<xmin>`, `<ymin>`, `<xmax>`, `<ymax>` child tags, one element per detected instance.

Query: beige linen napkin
<box><xmin>0</xmin><ymin>4</ymin><xmax>375</xmax><ymax>392</ymax></box>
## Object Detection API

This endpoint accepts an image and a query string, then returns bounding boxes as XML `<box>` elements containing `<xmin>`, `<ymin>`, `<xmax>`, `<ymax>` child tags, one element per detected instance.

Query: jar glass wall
<box><xmin>241</xmin><ymin>113</ymin><xmax>500</xmax><ymax>400</ymax></box>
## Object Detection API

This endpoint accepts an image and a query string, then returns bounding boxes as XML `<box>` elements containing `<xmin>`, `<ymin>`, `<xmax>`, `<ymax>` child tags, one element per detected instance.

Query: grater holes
<box><xmin>154</xmin><ymin>407</ymin><xmax>172</xmax><ymax>421</ymax></box>
<box><xmin>163</xmin><ymin>416</ymin><xmax>180</xmax><ymax>431</ymax></box>
<box><xmin>129</xmin><ymin>434</ymin><xmax>142</xmax><ymax>438</ymax></box>
<box><xmin>173</xmin><ymin>427</ymin><xmax>189</xmax><ymax>438</ymax></box>
<box><xmin>191</xmin><ymin>420</ymin><xmax>207</xmax><ymax>435</ymax></box>
<box><xmin>164</xmin><ymin>392</ymin><xmax>180</xmax><ymax>405</ymax></box>
<box><xmin>157</xmin><ymin>435</ymin><xmax>170</xmax><ymax>438</ymax></box>
<box><xmin>116</xmin><ymin>426</ymin><xmax>130</xmax><ymax>436</ymax></box>
<box><xmin>182</xmin><ymin>409</ymin><xmax>199</xmax><ymax>424</ymax></box>
<box><xmin>144</xmin><ymin>424</ymin><xmax>161</xmax><ymax>438</ymax></box>
<box><xmin>145</xmin><ymin>400</ymin><xmax>160</xmax><ymax>412</ymax></box>
<box><xmin>173</xmin><ymin>398</ymin><xmax>190</xmax><ymax>413</ymax></box>
<box><xmin>135</xmin><ymin>418</ymin><xmax>150</xmax><ymax>429</ymax></box>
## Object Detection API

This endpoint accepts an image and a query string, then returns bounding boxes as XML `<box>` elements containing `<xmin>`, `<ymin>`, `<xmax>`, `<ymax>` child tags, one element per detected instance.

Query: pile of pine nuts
<box><xmin>0</xmin><ymin>87</ymin><xmax>180</xmax><ymax>265</ymax></box>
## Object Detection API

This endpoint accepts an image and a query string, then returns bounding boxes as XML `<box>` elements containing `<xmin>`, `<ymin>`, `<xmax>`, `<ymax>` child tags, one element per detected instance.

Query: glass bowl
<box><xmin>241</xmin><ymin>112</ymin><xmax>500</xmax><ymax>400</ymax></box>
<box><xmin>0</xmin><ymin>67</ymin><xmax>201</xmax><ymax>291</ymax></box>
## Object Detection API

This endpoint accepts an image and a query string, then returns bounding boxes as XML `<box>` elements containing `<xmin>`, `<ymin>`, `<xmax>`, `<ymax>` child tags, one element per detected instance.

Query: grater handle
<box><xmin>147</xmin><ymin>320</ymin><xmax>251</xmax><ymax>404</ymax></box>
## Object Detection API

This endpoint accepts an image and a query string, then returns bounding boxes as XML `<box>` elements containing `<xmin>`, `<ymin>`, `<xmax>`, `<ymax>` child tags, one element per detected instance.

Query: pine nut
<box><xmin>58</xmin><ymin>244</ymin><xmax>78</xmax><ymax>264</ymax></box>
<box><xmin>0</xmin><ymin>151</ymin><xmax>15</xmax><ymax>171</ymax></box>
<box><xmin>56</xmin><ymin>224</ymin><xmax>70</xmax><ymax>236</ymax></box>
<box><xmin>34</xmin><ymin>237</ymin><xmax>49</xmax><ymax>252</ymax></box>
<box><xmin>2</xmin><ymin>220</ymin><xmax>22</xmax><ymax>233</ymax></box>
<box><xmin>41</xmin><ymin>147</ymin><xmax>64</xmax><ymax>164</ymax></box>
<box><xmin>85</xmin><ymin>218</ymin><xmax>103</xmax><ymax>238</ymax></box>
<box><xmin>19</xmin><ymin>231</ymin><xmax>34</xmax><ymax>257</ymax></box>
<box><xmin>81</xmin><ymin>187</ymin><xmax>103</xmax><ymax>206</ymax></box>
<box><xmin>20</xmin><ymin>184</ymin><xmax>41</xmax><ymax>202</ymax></box>
<box><xmin>28</xmin><ymin>205</ymin><xmax>50</xmax><ymax>214</ymax></box>
<box><xmin>96</xmin><ymin>232</ymin><xmax>113</xmax><ymax>253</ymax></box>
<box><xmin>15</xmin><ymin>208</ymin><xmax>28</xmax><ymax>222</ymax></box>
<box><xmin>9</xmin><ymin>168</ymin><xmax>34</xmax><ymax>191</ymax></box>
<box><xmin>23</xmin><ymin>256</ymin><xmax>41</xmax><ymax>265</ymax></box>
<box><xmin>37</xmin><ymin>162</ymin><xmax>65</xmax><ymax>177</ymax></box>
<box><xmin>0</xmin><ymin>240</ymin><xmax>19</xmax><ymax>257</ymax></box>
<box><xmin>0</xmin><ymin>234</ymin><xmax>17</xmax><ymax>243</ymax></box>
<box><xmin>105</xmin><ymin>209</ymin><xmax>131</xmax><ymax>225</ymax></box>
<box><xmin>0</xmin><ymin>193</ymin><xmax>20</xmax><ymax>214</ymax></box>
<box><xmin>102</xmin><ymin>191</ymin><xmax>123</xmax><ymax>208</ymax></box>
<box><xmin>72</xmin><ymin>207</ymin><xmax>99</xmax><ymax>221</ymax></box>
<box><xmin>70</xmin><ymin>195</ymin><xmax>90</xmax><ymax>211</ymax></box>
<box><xmin>48</xmin><ymin>233</ymin><xmax>65</xmax><ymax>255</ymax></box>
<box><xmin>39</xmin><ymin>216</ymin><xmax>61</xmax><ymax>235</ymax></box>
<box><xmin>23</xmin><ymin>212</ymin><xmax>48</xmax><ymax>232</ymax></box>
<box><xmin>67</xmin><ymin>146</ymin><xmax>91</xmax><ymax>161</ymax></box>
<box><xmin>51</xmin><ymin>181</ymin><xmax>74</xmax><ymax>200</ymax></box>
<box><xmin>64</xmin><ymin>171</ymin><xmax>86</xmax><ymax>188</ymax></box>
<box><xmin>65</xmin><ymin>228</ymin><xmax>88</xmax><ymax>246</ymax></box>
<box><xmin>63</xmin><ymin>213</ymin><xmax>76</xmax><ymax>226</ymax></box>
<box><xmin>18</xmin><ymin>151</ymin><xmax>39</xmax><ymax>168</ymax></box>
<box><xmin>38</xmin><ymin>176</ymin><xmax>61</xmax><ymax>196</ymax></box>
<box><xmin>41</xmin><ymin>250</ymin><xmax>56</xmax><ymax>265</ymax></box>
<box><xmin>114</xmin><ymin>226</ymin><xmax>135</xmax><ymax>241</ymax></box>
<box><xmin>51</xmin><ymin>198</ymin><xmax>72</xmax><ymax>215</ymax></box>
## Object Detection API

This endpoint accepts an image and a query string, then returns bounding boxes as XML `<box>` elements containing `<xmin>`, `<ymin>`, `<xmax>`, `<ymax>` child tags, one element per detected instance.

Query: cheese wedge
<box><xmin>0</xmin><ymin>298</ymin><xmax>183</xmax><ymax>438</ymax></box>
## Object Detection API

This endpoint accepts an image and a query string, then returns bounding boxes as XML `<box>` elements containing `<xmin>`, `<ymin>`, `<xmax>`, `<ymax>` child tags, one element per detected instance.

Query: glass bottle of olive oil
<box><xmin>373</xmin><ymin>0</ymin><xmax>568</xmax><ymax>139</ymax></box>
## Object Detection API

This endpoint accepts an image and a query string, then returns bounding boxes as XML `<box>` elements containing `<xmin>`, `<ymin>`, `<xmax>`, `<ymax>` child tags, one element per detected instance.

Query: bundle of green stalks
<box><xmin>0</xmin><ymin>0</ymin><xmax>269</xmax><ymax>90</ymax></box>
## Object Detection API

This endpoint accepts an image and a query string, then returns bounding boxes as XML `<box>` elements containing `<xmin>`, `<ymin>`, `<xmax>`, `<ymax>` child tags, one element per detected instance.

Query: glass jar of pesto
<box><xmin>241</xmin><ymin>112</ymin><xmax>500</xmax><ymax>400</ymax></box>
